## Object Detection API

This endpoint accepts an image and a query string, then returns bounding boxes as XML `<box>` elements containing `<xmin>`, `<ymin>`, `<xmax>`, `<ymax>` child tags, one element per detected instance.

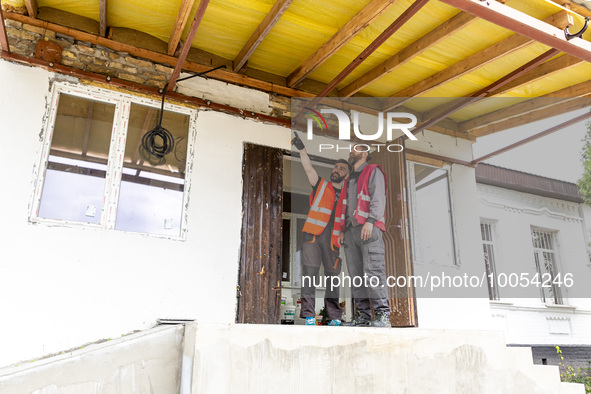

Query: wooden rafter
<box><xmin>340</xmin><ymin>11</ymin><xmax>478</xmax><ymax>97</ymax></box>
<box><xmin>413</xmin><ymin>48</ymin><xmax>560</xmax><ymax>135</ymax></box>
<box><xmin>24</xmin><ymin>0</ymin><xmax>37</xmax><ymax>18</ymax></box>
<box><xmin>472</xmin><ymin>109</ymin><xmax>591</xmax><ymax>163</ymax></box>
<box><xmin>3</xmin><ymin>10</ymin><xmax>314</xmax><ymax>98</ymax></box>
<box><xmin>301</xmin><ymin>0</ymin><xmax>429</xmax><ymax>110</ymax></box>
<box><xmin>439</xmin><ymin>0</ymin><xmax>591</xmax><ymax>62</ymax></box>
<box><xmin>99</xmin><ymin>0</ymin><xmax>108</xmax><ymax>37</ymax></box>
<box><xmin>462</xmin><ymin>79</ymin><xmax>591</xmax><ymax>133</ymax></box>
<box><xmin>167</xmin><ymin>0</ymin><xmax>211</xmax><ymax>91</ymax></box>
<box><xmin>168</xmin><ymin>0</ymin><xmax>196</xmax><ymax>56</ymax></box>
<box><xmin>549</xmin><ymin>0</ymin><xmax>591</xmax><ymax>19</ymax></box>
<box><xmin>0</xmin><ymin>7</ymin><xmax>9</xmax><ymax>53</ymax></box>
<box><xmin>233</xmin><ymin>0</ymin><xmax>293</xmax><ymax>73</ymax></box>
<box><xmin>469</xmin><ymin>95</ymin><xmax>591</xmax><ymax>137</ymax></box>
<box><xmin>286</xmin><ymin>0</ymin><xmax>399</xmax><ymax>88</ymax></box>
<box><xmin>384</xmin><ymin>11</ymin><xmax>571</xmax><ymax>111</ymax></box>
<box><xmin>488</xmin><ymin>54</ymin><xmax>582</xmax><ymax>96</ymax></box>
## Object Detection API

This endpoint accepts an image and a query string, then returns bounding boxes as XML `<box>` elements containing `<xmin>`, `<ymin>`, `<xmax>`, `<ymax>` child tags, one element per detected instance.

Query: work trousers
<box><xmin>344</xmin><ymin>224</ymin><xmax>391</xmax><ymax>320</ymax></box>
<box><xmin>300</xmin><ymin>227</ymin><xmax>343</xmax><ymax>320</ymax></box>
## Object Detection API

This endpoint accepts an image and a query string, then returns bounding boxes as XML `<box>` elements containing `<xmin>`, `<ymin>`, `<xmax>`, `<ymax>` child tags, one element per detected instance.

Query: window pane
<box><xmin>38</xmin><ymin>94</ymin><xmax>115</xmax><ymax>223</ymax></box>
<box><xmin>412</xmin><ymin>163</ymin><xmax>455</xmax><ymax>265</ymax></box>
<box><xmin>531</xmin><ymin>229</ymin><xmax>562</xmax><ymax>304</ymax></box>
<box><xmin>115</xmin><ymin>103</ymin><xmax>189</xmax><ymax>236</ymax></box>
<box><xmin>480</xmin><ymin>221</ymin><xmax>499</xmax><ymax>300</ymax></box>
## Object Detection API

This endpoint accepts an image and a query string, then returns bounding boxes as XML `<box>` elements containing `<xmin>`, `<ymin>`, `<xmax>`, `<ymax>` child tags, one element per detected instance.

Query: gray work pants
<box><xmin>300</xmin><ymin>228</ymin><xmax>343</xmax><ymax>320</ymax></box>
<box><xmin>344</xmin><ymin>224</ymin><xmax>391</xmax><ymax>320</ymax></box>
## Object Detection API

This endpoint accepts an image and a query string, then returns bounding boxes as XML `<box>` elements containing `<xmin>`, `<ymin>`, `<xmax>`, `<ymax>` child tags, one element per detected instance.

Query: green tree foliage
<box><xmin>556</xmin><ymin>346</ymin><xmax>591</xmax><ymax>392</ymax></box>
<box><xmin>578</xmin><ymin>121</ymin><xmax>591</xmax><ymax>205</ymax></box>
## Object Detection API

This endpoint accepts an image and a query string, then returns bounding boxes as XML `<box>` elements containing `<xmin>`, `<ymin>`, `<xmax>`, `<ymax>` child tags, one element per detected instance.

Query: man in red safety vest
<box><xmin>338</xmin><ymin>145</ymin><xmax>391</xmax><ymax>328</ymax></box>
<box><xmin>292</xmin><ymin>132</ymin><xmax>351</xmax><ymax>326</ymax></box>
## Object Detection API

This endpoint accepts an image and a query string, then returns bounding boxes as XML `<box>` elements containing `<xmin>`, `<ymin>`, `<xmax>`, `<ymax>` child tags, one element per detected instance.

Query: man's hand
<box><xmin>360</xmin><ymin>222</ymin><xmax>374</xmax><ymax>241</ymax></box>
<box><xmin>338</xmin><ymin>231</ymin><xmax>345</xmax><ymax>247</ymax></box>
<box><xmin>291</xmin><ymin>132</ymin><xmax>305</xmax><ymax>150</ymax></box>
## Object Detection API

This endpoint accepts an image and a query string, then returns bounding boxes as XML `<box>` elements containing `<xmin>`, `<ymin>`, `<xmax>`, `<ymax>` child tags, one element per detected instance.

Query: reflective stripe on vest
<box><xmin>302</xmin><ymin>179</ymin><xmax>334</xmax><ymax>235</ymax></box>
<box><xmin>302</xmin><ymin>178</ymin><xmax>345</xmax><ymax>249</ymax></box>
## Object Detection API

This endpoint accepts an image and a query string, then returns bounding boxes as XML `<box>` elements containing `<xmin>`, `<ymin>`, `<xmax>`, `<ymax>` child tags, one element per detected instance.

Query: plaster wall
<box><xmin>477</xmin><ymin>183</ymin><xmax>591</xmax><ymax>345</ymax></box>
<box><xmin>0</xmin><ymin>59</ymin><xmax>492</xmax><ymax>367</ymax></box>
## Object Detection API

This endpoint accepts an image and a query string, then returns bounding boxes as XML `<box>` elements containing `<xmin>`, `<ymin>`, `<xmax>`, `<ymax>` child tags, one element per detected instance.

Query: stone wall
<box><xmin>4</xmin><ymin>19</ymin><xmax>291</xmax><ymax>118</ymax></box>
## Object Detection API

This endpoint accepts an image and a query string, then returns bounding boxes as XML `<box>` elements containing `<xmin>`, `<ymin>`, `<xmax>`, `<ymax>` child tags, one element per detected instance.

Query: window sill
<box><xmin>544</xmin><ymin>303</ymin><xmax>577</xmax><ymax>311</ymax></box>
<box><xmin>489</xmin><ymin>300</ymin><xmax>513</xmax><ymax>306</ymax></box>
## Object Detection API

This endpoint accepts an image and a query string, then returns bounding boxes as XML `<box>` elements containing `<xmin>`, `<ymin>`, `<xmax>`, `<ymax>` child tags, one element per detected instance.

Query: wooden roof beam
<box><xmin>168</xmin><ymin>0</ymin><xmax>196</xmax><ymax>56</ymax></box>
<box><xmin>300</xmin><ymin>0</ymin><xmax>430</xmax><ymax>112</ymax></box>
<box><xmin>340</xmin><ymin>11</ymin><xmax>478</xmax><ymax>97</ymax></box>
<box><xmin>470</xmin><ymin>96</ymin><xmax>591</xmax><ymax>138</ymax></box>
<box><xmin>24</xmin><ymin>0</ymin><xmax>37</xmax><ymax>18</ymax></box>
<box><xmin>99</xmin><ymin>0</ymin><xmax>108</xmax><ymax>37</ymax></box>
<box><xmin>233</xmin><ymin>0</ymin><xmax>293</xmax><ymax>73</ymax></box>
<box><xmin>462</xmin><ymin>79</ymin><xmax>591</xmax><ymax>133</ymax></box>
<box><xmin>286</xmin><ymin>0</ymin><xmax>400</xmax><ymax>88</ymax></box>
<box><xmin>167</xmin><ymin>0</ymin><xmax>211</xmax><ymax>91</ymax></box>
<box><xmin>488</xmin><ymin>54</ymin><xmax>582</xmax><ymax>96</ymax></box>
<box><xmin>413</xmin><ymin>48</ymin><xmax>560</xmax><ymax>135</ymax></box>
<box><xmin>439</xmin><ymin>0</ymin><xmax>591</xmax><ymax>62</ymax></box>
<box><xmin>472</xmin><ymin>109</ymin><xmax>591</xmax><ymax>163</ymax></box>
<box><xmin>0</xmin><ymin>5</ymin><xmax>9</xmax><ymax>53</ymax></box>
<box><xmin>2</xmin><ymin>11</ymin><xmax>315</xmax><ymax>98</ymax></box>
<box><xmin>383</xmin><ymin>11</ymin><xmax>571</xmax><ymax>111</ymax></box>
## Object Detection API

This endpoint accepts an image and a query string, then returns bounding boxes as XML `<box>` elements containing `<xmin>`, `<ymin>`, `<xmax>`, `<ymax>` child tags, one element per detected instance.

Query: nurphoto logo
<box><xmin>303</xmin><ymin>106</ymin><xmax>418</xmax><ymax>153</ymax></box>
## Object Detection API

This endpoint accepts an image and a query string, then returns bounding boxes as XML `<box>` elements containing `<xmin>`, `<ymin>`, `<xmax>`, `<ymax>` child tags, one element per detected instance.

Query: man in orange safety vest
<box><xmin>291</xmin><ymin>132</ymin><xmax>351</xmax><ymax>326</ymax></box>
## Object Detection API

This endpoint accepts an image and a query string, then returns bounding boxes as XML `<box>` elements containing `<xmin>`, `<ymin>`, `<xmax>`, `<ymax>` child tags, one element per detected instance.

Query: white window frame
<box><xmin>30</xmin><ymin>82</ymin><xmax>198</xmax><ymax>241</ymax></box>
<box><xmin>407</xmin><ymin>161</ymin><xmax>458</xmax><ymax>267</ymax></box>
<box><xmin>282</xmin><ymin>212</ymin><xmax>307</xmax><ymax>289</ymax></box>
<box><xmin>530</xmin><ymin>227</ymin><xmax>563</xmax><ymax>305</ymax></box>
<box><xmin>480</xmin><ymin>219</ymin><xmax>500</xmax><ymax>300</ymax></box>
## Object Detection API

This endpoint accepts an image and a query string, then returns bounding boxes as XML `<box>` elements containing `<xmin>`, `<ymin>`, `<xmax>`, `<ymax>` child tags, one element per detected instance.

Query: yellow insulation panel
<box><xmin>2</xmin><ymin>0</ymin><xmax>590</xmax><ymax>113</ymax></box>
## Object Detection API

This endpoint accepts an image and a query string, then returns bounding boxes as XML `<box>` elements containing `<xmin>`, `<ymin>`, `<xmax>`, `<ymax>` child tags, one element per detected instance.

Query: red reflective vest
<box><xmin>302</xmin><ymin>178</ymin><xmax>344</xmax><ymax>248</ymax></box>
<box><xmin>341</xmin><ymin>164</ymin><xmax>387</xmax><ymax>231</ymax></box>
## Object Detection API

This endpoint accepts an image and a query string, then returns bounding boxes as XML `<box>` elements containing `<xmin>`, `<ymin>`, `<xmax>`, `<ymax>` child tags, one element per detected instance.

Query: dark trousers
<box><xmin>300</xmin><ymin>228</ymin><xmax>343</xmax><ymax>320</ymax></box>
<box><xmin>344</xmin><ymin>224</ymin><xmax>390</xmax><ymax>320</ymax></box>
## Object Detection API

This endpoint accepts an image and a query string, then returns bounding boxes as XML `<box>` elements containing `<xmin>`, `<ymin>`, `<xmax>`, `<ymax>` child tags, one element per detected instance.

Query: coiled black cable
<box><xmin>141</xmin><ymin>124</ymin><xmax>175</xmax><ymax>159</ymax></box>
<box><xmin>141</xmin><ymin>65</ymin><xmax>226</xmax><ymax>162</ymax></box>
<box><xmin>141</xmin><ymin>81</ymin><xmax>174</xmax><ymax>162</ymax></box>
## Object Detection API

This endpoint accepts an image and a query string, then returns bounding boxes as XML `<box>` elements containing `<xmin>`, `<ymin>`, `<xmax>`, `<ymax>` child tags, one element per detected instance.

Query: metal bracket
<box><xmin>565</xmin><ymin>17</ymin><xmax>590</xmax><ymax>41</ymax></box>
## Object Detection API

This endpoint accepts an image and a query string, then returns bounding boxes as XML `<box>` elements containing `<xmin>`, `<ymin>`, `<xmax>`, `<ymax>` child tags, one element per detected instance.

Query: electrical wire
<box><xmin>140</xmin><ymin>65</ymin><xmax>226</xmax><ymax>162</ymax></box>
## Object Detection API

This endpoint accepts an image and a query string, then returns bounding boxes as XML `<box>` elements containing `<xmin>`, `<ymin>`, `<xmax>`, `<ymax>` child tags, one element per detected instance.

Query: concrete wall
<box><xmin>477</xmin><ymin>183</ymin><xmax>591</xmax><ymax>345</ymax></box>
<box><xmin>187</xmin><ymin>323</ymin><xmax>582</xmax><ymax>394</ymax></box>
<box><xmin>0</xmin><ymin>58</ymin><xmax>493</xmax><ymax>368</ymax></box>
<box><xmin>0</xmin><ymin>325</ymin><xmax>184</xmax><ymax>393</ymax></box>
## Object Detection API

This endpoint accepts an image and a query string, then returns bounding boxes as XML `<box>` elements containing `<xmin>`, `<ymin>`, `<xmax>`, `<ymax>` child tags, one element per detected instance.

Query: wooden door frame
<box><xmin>236</xmin><ymin>143</ymin><xmax>283</xmax><ymax>324</ymax></box>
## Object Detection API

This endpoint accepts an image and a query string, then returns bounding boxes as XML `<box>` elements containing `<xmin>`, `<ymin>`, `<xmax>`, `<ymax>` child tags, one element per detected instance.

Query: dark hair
<box><xmin>335</xmin><ymin>159</ymin><xmax>352</xmax><ymax>173</ymax></box>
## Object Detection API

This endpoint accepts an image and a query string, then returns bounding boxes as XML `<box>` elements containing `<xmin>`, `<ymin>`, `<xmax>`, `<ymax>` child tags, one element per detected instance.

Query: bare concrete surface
<box><xmin>0</xmin><ymin>323</ymin><xmax>584</xmax><ymax>393</ymax></box>
<box><xmin>188</xmin><ymin>323</ymin><xmax>585</xmax><ymax>394</ymax></box>
<box><xmin>0</xmin><ymin>325</ymin><xmax>184</xmax><ymax>394</ymax></box>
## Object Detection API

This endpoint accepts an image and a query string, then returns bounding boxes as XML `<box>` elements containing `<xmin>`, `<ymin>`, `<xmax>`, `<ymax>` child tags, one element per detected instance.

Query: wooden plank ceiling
<box><xmin>2</xmin><ymin>0</ymin><xmax>591</xmax><ymax>140</ymax></box>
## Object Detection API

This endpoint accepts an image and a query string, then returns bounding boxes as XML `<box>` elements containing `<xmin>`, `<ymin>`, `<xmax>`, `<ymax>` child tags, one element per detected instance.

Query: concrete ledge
<box><xmin>0</xmin><ymin>324</ymin><xmax>184</xmax><ymax>393</ymax></box>
<box><xmin>189</xmin><ymin>323</ymin><xmax>582</xmax><ymax>394</ymax></box>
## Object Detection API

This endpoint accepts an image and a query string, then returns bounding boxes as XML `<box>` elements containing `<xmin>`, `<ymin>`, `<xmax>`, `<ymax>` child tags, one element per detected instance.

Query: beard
<box><xmin>330</xmin><ymin>172</ymin><xmax>346</xmax><ymax>183</ymax></box>
<box><xmin>348</xmin><ymin>152</ymin><xmax>363</xmax><ymax>166</ymax></box>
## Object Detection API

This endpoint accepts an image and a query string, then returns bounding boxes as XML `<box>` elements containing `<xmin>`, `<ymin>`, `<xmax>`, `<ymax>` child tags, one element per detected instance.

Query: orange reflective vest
<box><xmin>341</xmin><ymin>164</ymin><xmax>387</xmax><ymax>231</ymax></box>
<box><xmin>302</xmin><ymin>178</ymin><xmax>344</xmax><ymax>248</ymax></box>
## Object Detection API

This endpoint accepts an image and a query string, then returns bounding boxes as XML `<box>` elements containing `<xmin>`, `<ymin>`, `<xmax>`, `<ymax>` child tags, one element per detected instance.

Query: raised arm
<box><xmin>292</xmin><ymin>132</ymin><xmax>319</xmax><ymax>186</ymax></box>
